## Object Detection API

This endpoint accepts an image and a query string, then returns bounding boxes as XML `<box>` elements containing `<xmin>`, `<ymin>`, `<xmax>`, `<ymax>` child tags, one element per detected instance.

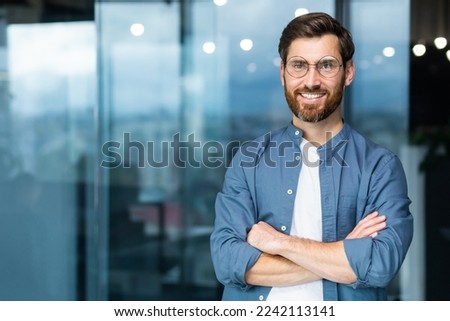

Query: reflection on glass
<box><xmin>239</xmin><ymin>38</ymin><xmax>253</xmax><ymax>51</ymax></box>
<box><xmin>347</xmin><ymin>0</ymin><xmax>409</xmax><ymax>155</ymax></box>
<box><xmin>383</xmin><ymin>47</ymin><xmax>396</xmax><ymax>57</ymax></box>
<box><xmin>202</xmin><ymin>41</ymin><xmax>216</xmax><ymax>54</ymax></box>
<box><xmin>0</xmin><ymin>21</ymin><xmax>95</xmax><ymax>300</ymax></box>
<box><xmin>295</xmin><ymin>8</ymin><xmax>310</xmax><ymax>17</ymax></box>
<box><xmin>130</xmin><ymin>23</ymin><xmax>145</xmax><ymax>37</ymax></box>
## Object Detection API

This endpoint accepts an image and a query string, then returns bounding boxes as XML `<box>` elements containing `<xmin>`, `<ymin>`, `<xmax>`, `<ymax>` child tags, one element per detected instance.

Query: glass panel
<box><xmin>0</xmin><ymin>20</ymin><xmax>96</xmax><ymax>299</ymax></box>
<box><xmin>97</xmin><ymin>0</ymin><xmax>334</xmax><ymax>300</ymax></box>
<box><xmin>345</xmin><ymin>0</ymin><xmax>410</xmax><ymax>154</ymax></box>
<box><xmin>98</xmin><ymin>1</ymin><xmax>182</xmax><ymax>300</ymax></box>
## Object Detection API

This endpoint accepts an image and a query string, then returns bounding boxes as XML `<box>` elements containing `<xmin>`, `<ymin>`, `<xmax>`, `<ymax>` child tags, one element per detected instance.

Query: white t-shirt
<box><xmin>267</xmin><ymin>138</ymin><xmax>323</xmax><ymax>301</ymax></box>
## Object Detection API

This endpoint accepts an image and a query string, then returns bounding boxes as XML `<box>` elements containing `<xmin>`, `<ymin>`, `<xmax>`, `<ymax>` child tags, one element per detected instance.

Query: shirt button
<box><xmin>281</xmin><ymin>225</ymin><xmax>287</xmax><ymax>231</ymax></box>
<box><xmin>259</xmin><ymin>295</ymin><xmax>264</xmax><ymax>300</ymax></box>
<box><xmin>295</xmin><ymin>155</ymin><xmax>301</xmax><ymax>161</ymax></box>
<box><xmin>287</xmin><ymin>189</ymin><xmax>293</xmax><ymax>195</ymax></box>
<box><xmin>295</xmin><ymin>130</ymin><xmax>300</xmax><ymax>136</ymax></box>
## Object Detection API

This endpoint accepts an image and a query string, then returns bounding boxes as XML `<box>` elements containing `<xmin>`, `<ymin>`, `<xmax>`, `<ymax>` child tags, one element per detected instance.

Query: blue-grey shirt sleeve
<box><xmin>343</xmin><ymin>154</ymin><xmax>414</xmax><ymax>288</ymax></box>
<box><xmin>210</xmin><ymin>150</ymin><xmax>261</xmax><ymax>290</ymax></box>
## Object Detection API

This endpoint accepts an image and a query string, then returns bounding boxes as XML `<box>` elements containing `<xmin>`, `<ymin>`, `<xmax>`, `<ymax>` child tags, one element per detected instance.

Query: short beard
<box><xmin>284</xmin><ymin>83</ymin><xmax>344</xmax><ymax>123</ymax></box>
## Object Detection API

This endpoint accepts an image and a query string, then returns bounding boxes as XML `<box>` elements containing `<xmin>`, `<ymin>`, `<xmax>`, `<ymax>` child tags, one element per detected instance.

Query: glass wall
<box><xmin>0</xmin><ymin>17</ymin><xmax>96</xmax><ymax>299</ymax></box>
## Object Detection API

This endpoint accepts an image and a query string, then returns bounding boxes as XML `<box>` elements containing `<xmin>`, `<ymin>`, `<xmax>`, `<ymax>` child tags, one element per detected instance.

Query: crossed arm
<box><xmin>245</xmin><ymin>212</ymin><xmax>386</xmax><ymax>286</ymax></box>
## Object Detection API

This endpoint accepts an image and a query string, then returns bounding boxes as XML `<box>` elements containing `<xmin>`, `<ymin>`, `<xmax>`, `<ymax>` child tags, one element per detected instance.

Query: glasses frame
<box><xmin>284</xmin><ymin>55</ymin><xmax>343</xmax><ymax>79</ymax></box>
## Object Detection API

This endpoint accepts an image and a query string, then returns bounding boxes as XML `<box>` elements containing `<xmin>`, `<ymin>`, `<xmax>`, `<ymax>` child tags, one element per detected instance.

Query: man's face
<box><xmin>281</xmin><ymin>34</ymin><xmax>354</xmax><ymax>123</ymax></box>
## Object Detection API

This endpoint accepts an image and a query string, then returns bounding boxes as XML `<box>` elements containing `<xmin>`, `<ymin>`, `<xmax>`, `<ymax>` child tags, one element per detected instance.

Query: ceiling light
<box><xmin>240</xmin><ymin>39</ymin><xmax>253</xmax><ymax>51</ymax></box>
<box><xmin>202</xmin><ymin>42</ymin><xmax>216</xmax><ymax>54</ymax></box>
<box><xmin>412</xmin><ymin>44</ymin><xmax>426</xmax><ymax>57</ymax></box>
<box><xmin>213</xmin><ymin>0</ymin><xmax>227</xmax><ymax>6</ymax></box>
<box><xmin>295</xmin><ymin>8</ymin><xmax>309</xmax><ymax>17</ymax></box>
<box><xmin>434</xmin><ymin>37</ymin><xmax>447</xmax><ymax>49</ymax></box>
<box><xmin>383</xmin><ymin>47</ymin><xmax>395</xmax><ymax>58</ymax></box>
<box><xmin>130</xmin><ymin>23</ymin><xmax>145</xmax><ymax>37</ymax></box>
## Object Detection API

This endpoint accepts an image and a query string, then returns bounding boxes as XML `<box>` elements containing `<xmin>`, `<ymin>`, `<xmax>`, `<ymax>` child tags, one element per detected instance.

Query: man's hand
<box><xmin>247</xmin><ymin>221</ymin><xmax>286</xmax><ymax>254</ymax></box>
<box><xmin>346</xmin><ymin>211</ymin><xmax>386</xmax><ymax>239</ymax></box>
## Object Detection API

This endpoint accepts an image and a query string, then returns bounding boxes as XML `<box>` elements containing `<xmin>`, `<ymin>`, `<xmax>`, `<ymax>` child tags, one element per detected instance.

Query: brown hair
<box><xmin>278</xmin><ymin>12</ymin><xmax>355</xmax><ymax>65</ymax></box>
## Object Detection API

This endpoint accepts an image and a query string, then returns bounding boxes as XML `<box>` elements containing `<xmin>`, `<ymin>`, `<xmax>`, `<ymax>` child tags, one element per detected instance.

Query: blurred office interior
<box><xmin>0</xmin><ymin>0</ymin><xmax>448</xmax><ymax>300</ymax></box>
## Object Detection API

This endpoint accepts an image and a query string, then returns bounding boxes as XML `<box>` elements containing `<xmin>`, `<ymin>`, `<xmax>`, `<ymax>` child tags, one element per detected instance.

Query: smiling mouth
<box><xmin>300</xmin><ymin>92</ymin><xmax>326</xmax><ymax>99</ymax></box>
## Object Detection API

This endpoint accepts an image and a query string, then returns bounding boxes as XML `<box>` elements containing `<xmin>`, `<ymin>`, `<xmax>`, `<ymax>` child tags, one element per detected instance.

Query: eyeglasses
<box><xmin>285</xmin><ymin>56</ymin><xmax>343</xmax><ymax>78</ymax></box>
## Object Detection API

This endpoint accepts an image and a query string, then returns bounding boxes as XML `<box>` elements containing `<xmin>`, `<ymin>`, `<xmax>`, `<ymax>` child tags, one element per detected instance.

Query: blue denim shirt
<box><xmin>210</xmin><ymin>122</ymin><xmax>413</xmax><ymax>301</ymax></box>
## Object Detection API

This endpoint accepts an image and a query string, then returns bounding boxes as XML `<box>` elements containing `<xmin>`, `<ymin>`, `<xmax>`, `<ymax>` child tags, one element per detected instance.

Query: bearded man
<box><xmin>210</xmin><ymin>12</ymin><xmax>413</xmax><ymax>301</ymax></box>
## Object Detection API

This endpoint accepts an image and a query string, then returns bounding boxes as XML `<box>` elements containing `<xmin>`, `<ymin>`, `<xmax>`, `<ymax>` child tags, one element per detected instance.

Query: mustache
<box><xmin>294</xmin><ymin>87</ymin><xmax>327</xmax><ymax>95</ymax></box>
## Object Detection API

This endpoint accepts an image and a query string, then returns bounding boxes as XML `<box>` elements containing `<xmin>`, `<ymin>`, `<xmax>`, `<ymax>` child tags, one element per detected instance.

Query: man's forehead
<box><xmin>287</xmin><ymin>35</ymin><xmax>341</xmax><ymax>61</ymax></box>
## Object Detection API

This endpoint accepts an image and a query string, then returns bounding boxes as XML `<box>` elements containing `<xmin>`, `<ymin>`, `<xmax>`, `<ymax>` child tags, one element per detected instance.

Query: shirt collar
<box><xmin>286</xmin><ymin>120</ymin><xmax>350</xmax><ymax>151</ymax></box>
<box><xmin>286</xmin><ymin>121</ymin><xmax>304</xmax><ymax>143</ymax></box>
<box><xmin>318</xmin><ymin>121</ymin><xmax>350</xmax><ymax>152</ymax></box>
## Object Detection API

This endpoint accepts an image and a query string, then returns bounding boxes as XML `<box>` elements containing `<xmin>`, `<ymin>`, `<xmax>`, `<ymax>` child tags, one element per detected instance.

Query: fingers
<box><xmin>247</xmin><ymin>221</ymin><xmax>285</xmax><ymax>255</ymax></box>
<box><xmin>346</xmin><ymin>211</ymin><xmax>387</xmax><ymax>240</ymax></box>
<box><xmin>247</xmin><ymin>222</ymin><xmax>272</xmax><ymax>246</ymax></box>
<box><xmin>363</xmin><ymin>220</ymin><xmax>387</xmax><ymax>238</ymax></box>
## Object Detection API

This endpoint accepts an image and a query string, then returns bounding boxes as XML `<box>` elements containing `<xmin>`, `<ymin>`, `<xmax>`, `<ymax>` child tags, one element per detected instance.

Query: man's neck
<box><xmin>292</xmin><ymin>110</ymin><xmax>344</xmax><ymax>146</ymax></box>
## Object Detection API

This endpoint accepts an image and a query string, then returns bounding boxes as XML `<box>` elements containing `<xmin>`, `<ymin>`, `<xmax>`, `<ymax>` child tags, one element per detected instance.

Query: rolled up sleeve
<box><xmin>344</xmin><ymin>155</ymin><xmax>414</xmax><ymax>288</ymax></box>
<box><xmin>210</xmin><ymin>151</ymin><xmax>261</xmax><ymax>290</ymax></box>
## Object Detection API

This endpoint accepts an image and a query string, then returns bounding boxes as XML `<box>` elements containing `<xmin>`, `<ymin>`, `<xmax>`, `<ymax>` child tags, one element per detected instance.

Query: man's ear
<box><xmin>344</xmin><ymin>60</ymin><xmax>355</xmax><ymax>86</ymax></box>
<box><xmin>280</xmin><ymin>62</ymin><xmax>285</xmax><ymax>87</ymax></box>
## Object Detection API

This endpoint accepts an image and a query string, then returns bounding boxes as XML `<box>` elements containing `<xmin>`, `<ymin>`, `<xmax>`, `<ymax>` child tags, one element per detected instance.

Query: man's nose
<box><xmin>303</xmin><ymin>67</ymin><xmax>322</xmax><ymax>89</ymax></box>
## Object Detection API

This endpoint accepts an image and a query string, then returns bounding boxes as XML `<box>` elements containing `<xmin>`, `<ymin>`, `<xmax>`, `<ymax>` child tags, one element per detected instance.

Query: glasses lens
<box><xmin>317</xmin><ymin>58</ymin><xmax>341</xmax><ymax>77</ymax></box>
<box><xmin>287</xmin><ymin>58</ymin><xmax>308</xmax><ymax>78</ymax></box>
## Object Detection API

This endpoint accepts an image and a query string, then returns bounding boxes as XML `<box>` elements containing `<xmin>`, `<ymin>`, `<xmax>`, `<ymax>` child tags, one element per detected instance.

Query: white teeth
<box><xmin>301</xmin><ymin>93</ymin><xmax>324</xmax><ymax>99</ymax></box>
